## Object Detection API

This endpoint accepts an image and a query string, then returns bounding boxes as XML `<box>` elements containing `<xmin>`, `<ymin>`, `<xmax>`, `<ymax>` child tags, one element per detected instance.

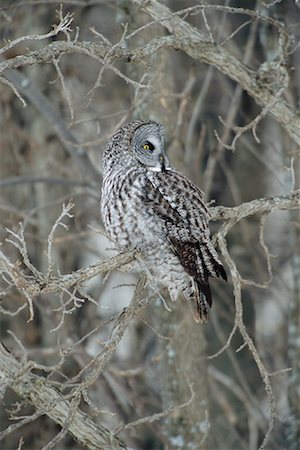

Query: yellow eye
<box><xmin>143</xmin><ymin>141</ymin><xmax>154</xmax><ymax>151</ymax></box>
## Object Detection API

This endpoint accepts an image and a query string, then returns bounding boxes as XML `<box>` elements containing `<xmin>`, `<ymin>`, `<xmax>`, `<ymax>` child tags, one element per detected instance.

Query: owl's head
<box><xmin>130</xmin><ymin>121</ymin><xmax>171</xmax><ymax>172</ymax></box>
<box><xmin>103</xmin><ymin>120</ymin><xmax>171</xmax><ymax>174</ymax></box>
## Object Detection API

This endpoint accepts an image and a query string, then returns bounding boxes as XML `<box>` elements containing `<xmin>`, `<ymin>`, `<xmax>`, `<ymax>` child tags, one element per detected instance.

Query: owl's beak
<box><xmin>159</xmin><ymin>154</ymin><xmax>166</xmax><ymax>172</ymax></box>
<box><xmin>149</xmin><ymin>153</ymin><xmax>171</xmax><ymax>173</ymax></box>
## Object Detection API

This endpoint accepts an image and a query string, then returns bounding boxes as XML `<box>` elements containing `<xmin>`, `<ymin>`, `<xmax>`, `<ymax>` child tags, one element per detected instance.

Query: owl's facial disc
<box><xmin>132</xmin><ymin>124</ymin><xmax>171</xmax><ymax>172</ymax></box>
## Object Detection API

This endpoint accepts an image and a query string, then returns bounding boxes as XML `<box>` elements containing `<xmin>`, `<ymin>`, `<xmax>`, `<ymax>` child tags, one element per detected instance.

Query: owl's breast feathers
<box><xmin>144</xmin><ymin>169</ymin><xmax>227</xmax><ymax>322</ymax></box>
<box><xmin>101</xmin><ymin>163</ymin><xmax>226</xmax><ymax>323</ymax></box>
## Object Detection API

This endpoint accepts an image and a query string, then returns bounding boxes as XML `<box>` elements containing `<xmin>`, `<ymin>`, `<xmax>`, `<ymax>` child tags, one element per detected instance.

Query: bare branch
<box><xmin>0</xmin><ymin>191</ymin><xmax>298</xmax><ymax>320</ymax></box>
<box><xmin>0</xmin><ymin>246</ymin><xmax>137</xmax><ymax>302</ymax></box>
<box><xmin>210</xmin><ymin>190</ymin><xmax>300</xmax><ymax>227</ymax></box>
<box><xmin>72</xmin><ymin>275</ymin><xmax>147</xmax><ymax>387</ymax></box>
<box><xmin>217</xmin><ymin>235</ymin><xmax>276</xmax><ymax>450</ymax></box>
<box><xmin>1</xmin><ymin>3</ymin><xmax>298</xmax><ymax>449</ymax></box>
<box><xmin>115</xmin><ymin>382</ymin><xmax>195</xmax><ymax>432</ymax></box>
<box><xmin>131</xmin><ymin>0</ymin><xmax>300</xmax><ymax>145</ymax></box>
<box><xmin>1</xmin><ymin>6</ymin><xmax>299</xmax><ymax>144</ymax></box>
<box><xmin>1</xmin><ymin>67</ymin><xmax>101</xmax><ymax>186</ymax></box>
<box><xmin>0</xmin><ymin>344</ymin><xmax>127</xmax><ymax>450</ymax></box>
<box><xmin>46</xmin><ymin>202</ymin><xmax>74</xmax><ymax>278</ymax></box>
<box><xmin>0</xmin><ymin>9</ymin><xmax>73</xmax><ymax>55</ymax></box>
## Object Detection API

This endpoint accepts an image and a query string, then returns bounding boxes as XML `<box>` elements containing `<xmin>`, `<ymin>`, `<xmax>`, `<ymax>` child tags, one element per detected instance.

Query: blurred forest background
<box><xmin>0</xmin><ymin>1</ymin><xmax>299</xmax><ymax>449</ymax></box>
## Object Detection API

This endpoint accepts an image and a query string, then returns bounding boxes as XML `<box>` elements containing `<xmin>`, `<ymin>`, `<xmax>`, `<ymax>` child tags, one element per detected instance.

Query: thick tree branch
<box><xmin>0</xmin><ymin>248</ymin><xmax>136</xmax><ymax>302</ymax></box>
<box><xmin>2</xmin><ymin>4</ymin><xmax>299</xmax><ymax>145</ymax></box>
<box><xmin>210</xmin><ymin>189</ymin><xmax>300</xmax><ymax>224</ymax></box>
<box><xmin>130</xmin><ymin>0</ymin><xmax>300</xmax><ymax>145</ymax></box>
<box><xmin>2</xmin><ymin>7</ymin><xmax>300</xmax><ymax>146</ymax></box>
<box><xmin>1</xmin><ymin>4</ymin><xmax>299</xmax><ymax>449</ymax></box>
<box><xmin>0</xmin><ymin>38</ymin><xmax>173</xmax><ymax>75</ymax></box>
<box><xmin>0</xmin><ymin>344</ymin><xmax>127</xmax><ymax>450</ymax></box>
<box><xmin>0</xmin><ymin>192</ymin><xmax>298</xmax><ymax>318</ymax></box>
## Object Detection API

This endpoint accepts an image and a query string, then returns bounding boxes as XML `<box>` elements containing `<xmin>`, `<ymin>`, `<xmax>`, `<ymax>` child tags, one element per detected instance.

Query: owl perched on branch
<box><xmin>101</xmin><ymin>120</ymin><xmax>227</xmax><ymax>323</ymax></box>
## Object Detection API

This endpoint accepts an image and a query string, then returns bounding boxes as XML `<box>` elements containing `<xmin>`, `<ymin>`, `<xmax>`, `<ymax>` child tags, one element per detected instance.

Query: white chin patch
<box><xmin>149</xmin><ymin>166</ymin><xmax>163</xmax><ymax>172</ymax></box>
<box><xmin>148</xmin><ymin>165</ymin><xmax>171</xmax><ymax>172</ymax></box>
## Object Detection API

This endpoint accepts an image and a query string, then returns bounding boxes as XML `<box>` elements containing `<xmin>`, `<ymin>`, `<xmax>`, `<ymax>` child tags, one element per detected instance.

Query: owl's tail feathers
<box><xmin>186</xmin><ymin>279</ymin><xmax>212</xmax><ymax>323</ymax></box>
<box><xmin>189</xmin><ymin>273</ymin><xmax>228</xmax><ymax>323</ymax></box>
<box><xmin>190</xmin><ymin>245</ymin><xmax>227</xmax><ymax>322</ymax></box>
<box><xmin>200</xmin><ymin>241</ymin><xmax>227</xmax><ymax>282</ymax></box>
<box><xmin>215</xmin><ymin>261</ymin><xmax>227</xmax><ymax>282</ymax></box>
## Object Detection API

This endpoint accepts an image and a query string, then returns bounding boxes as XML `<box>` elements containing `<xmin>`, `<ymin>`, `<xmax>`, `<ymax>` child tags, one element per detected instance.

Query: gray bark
<box><xmin>0</xmin><ymin>343</ymin><xmax>127</xmax><ymax>450</ymax></box>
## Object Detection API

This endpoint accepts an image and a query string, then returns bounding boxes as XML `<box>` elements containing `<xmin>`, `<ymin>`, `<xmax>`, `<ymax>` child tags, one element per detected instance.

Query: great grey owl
<box><xmin>101</xmin><ymin>120</ymin><xmax>227</xmax><ymax>323</ymax></box>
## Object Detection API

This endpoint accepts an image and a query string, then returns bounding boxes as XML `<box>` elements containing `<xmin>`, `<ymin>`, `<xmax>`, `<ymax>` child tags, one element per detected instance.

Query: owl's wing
<box><xmin>145</xmin><ymin>170</ymin><xmax>226</xmax><ymax>321</ymax></box>
<box><xmin>145</xmin><ymin>170</ymin><xmax>208</xmax><ymax>238</ymax></box>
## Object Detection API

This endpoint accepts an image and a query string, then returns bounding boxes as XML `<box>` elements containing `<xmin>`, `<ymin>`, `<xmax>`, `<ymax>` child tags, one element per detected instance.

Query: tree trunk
<box><xmin>121</xmin><ymin>2</ymin><xmax>211</xmax><ymax>448</ymax></box>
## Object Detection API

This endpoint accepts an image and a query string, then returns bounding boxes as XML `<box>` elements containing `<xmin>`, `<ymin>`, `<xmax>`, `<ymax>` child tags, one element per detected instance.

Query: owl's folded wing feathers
<box><xmin>144</xmin><ymin>170</ymin><xmax>226</xmax><ymax>321</ymax></box>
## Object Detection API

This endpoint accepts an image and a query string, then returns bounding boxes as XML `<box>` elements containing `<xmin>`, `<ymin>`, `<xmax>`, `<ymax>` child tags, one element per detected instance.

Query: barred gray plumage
<box><xmin>101</xmin><ymin>120</ymin><xmax>227</xmax><ymax>322</ymax></box>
